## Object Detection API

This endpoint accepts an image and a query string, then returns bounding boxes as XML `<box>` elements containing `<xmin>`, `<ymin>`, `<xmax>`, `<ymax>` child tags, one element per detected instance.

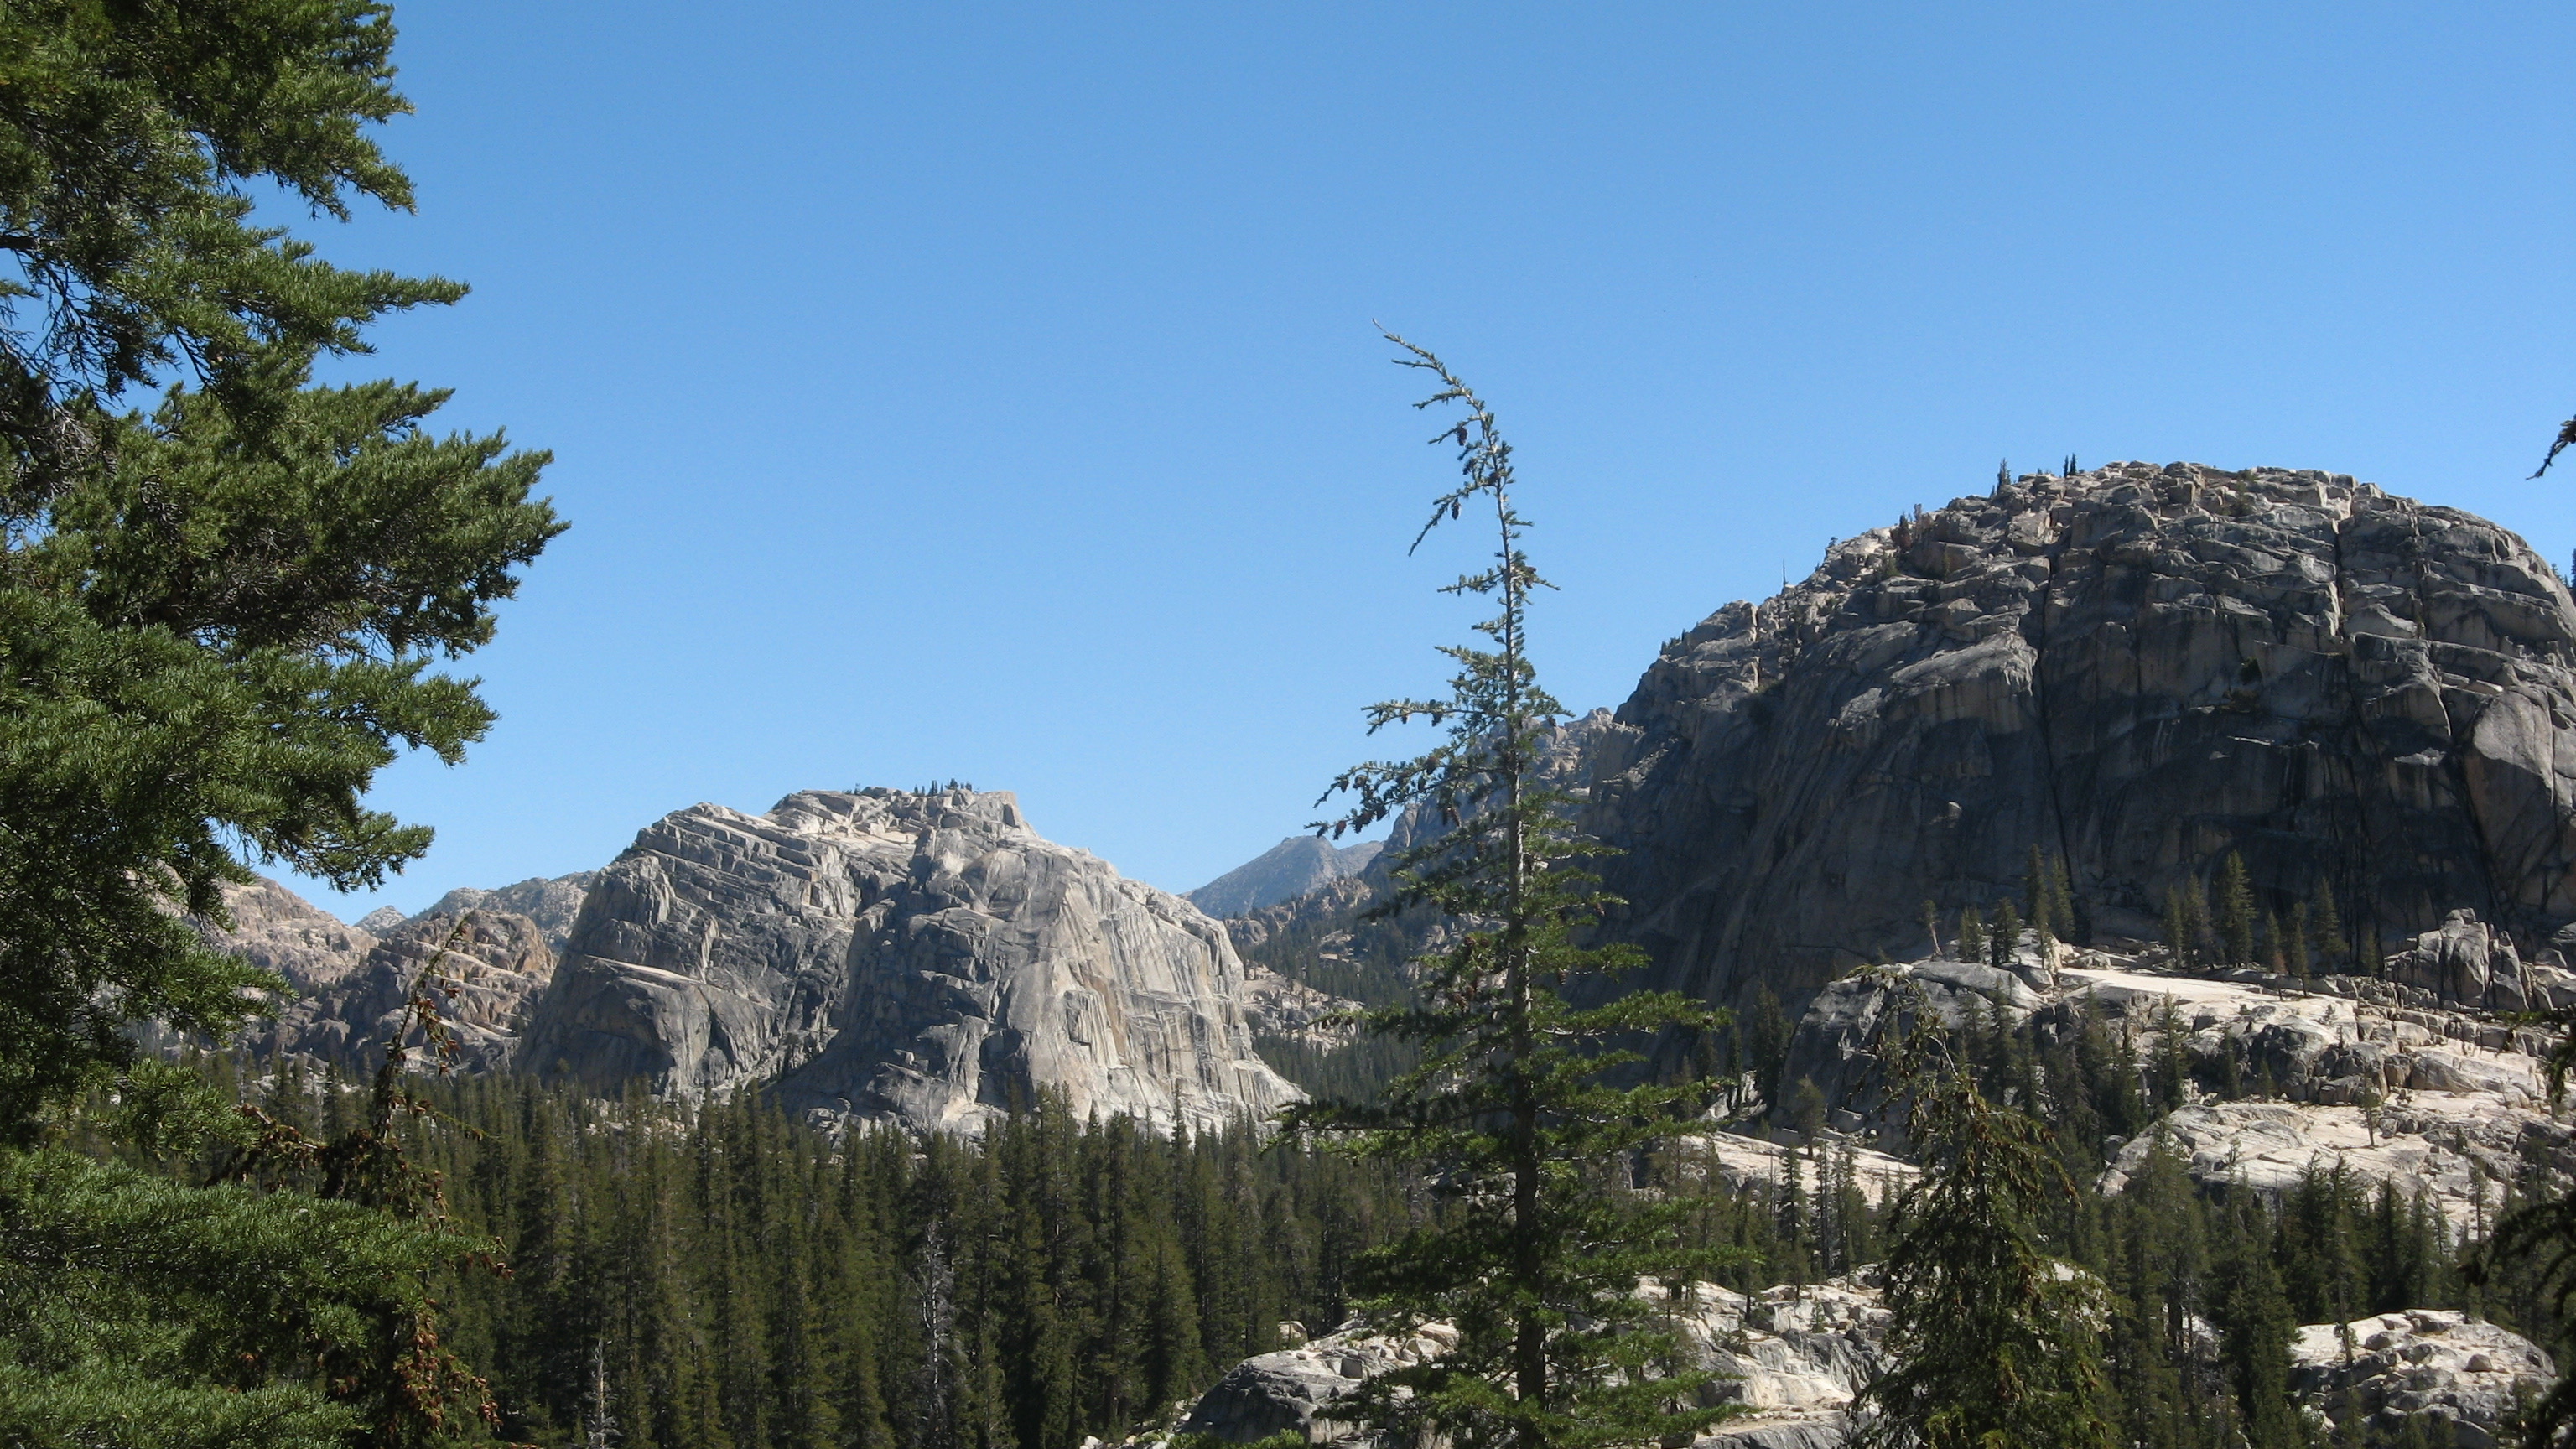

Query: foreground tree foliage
<box><xmin>1288</xmin><ymin>337</ymin><xmax>1736</xmax><ymax>1449</ymax></box>
<box><xmin>0</xmin><ymin>3</ymin><xmax>558</xmax><ymax>1441</ymax></box>
<box><xmin>0</xmin><ymin>0</ymin><xmax>559</xmax><ymax>1127</ymax></box>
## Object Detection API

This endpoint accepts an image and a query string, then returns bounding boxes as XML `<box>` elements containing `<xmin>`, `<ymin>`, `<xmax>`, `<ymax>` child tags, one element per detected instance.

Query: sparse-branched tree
<box><xmin>1290</xmin><ymin>335</ymin><xmax>1741</xmax><ymax>1449</ymax></box>
<box><xmin>1958</xmin><ymin>908</ymin><xmax>1987</xmax><ymax>968</ymax></box>
<box><xmin>1990</xmin><ymin>901</ymin><xmax>2023</xmax><ymax>971</ymax></box>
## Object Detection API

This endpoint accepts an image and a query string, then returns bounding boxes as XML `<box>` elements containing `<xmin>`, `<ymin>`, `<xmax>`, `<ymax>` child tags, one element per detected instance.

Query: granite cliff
<box><xmin>517</xmin><ymin>787</ymin><xmax>1303</xmax><ymax>1133</ymax></box>
<box><xmin>243</xmin><ymin>909</ymin><xmax>555</xmax><ymax>1074</ymax></box>
<box><xmin>1583</xmin><ymin>462</ymin><xmax>2576</xmax><ymax>1013</ymax></box>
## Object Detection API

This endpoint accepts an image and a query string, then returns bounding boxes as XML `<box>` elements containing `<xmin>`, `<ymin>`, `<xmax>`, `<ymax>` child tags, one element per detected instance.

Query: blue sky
<box><xmin>293</xmin><ymin>2</ymin><xmax>2573</xmax><ymax>918</ymax></box>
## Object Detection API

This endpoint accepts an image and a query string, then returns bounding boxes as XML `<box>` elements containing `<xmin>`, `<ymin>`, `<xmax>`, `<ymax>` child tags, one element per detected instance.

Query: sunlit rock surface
<box><xmin>518</xmin><ymin>787</ymin><xmax>1302</xmax><ymax>1134</ymax></box>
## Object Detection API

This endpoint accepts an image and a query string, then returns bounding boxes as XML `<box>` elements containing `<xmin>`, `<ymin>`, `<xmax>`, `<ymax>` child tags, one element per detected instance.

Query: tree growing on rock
<box><xmin>1291</xmin><ymin>335</ymin><xmax>1737</xmax><ymax>1449</ymax></box>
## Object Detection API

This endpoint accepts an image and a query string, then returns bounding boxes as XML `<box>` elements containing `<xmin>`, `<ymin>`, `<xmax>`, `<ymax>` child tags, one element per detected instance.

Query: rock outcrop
<box><xmin>517</xmin><ymin>787</ymin><xmax>1303</xmax><ymax>1134</ymax></box>
<box><xmin>1786</xmin><ymin>943</ymin><xmax>2570</xmax><ymax>1232</ymax></box>
<box><xmin>244</xmin><ymin>910</ymin><xmax>555</xmax><ymax>1074</ymax></box>
<box><xmin>1171</xmin><ymin>1275</ymin><xmax>1891</xmax><ymax>1448</ymax></box>
<box><xmin>2291</xmin><ymin>1311</ymin><xmax>2555</xmax><ymax>1446</ymax></box>
<box><xmin>1188</xmin><ymin>838</ymin><xmax>1382</xmax><ymax>918</ymax></box>
<box><xmin>201</xmin><ymin>877</ymin><xmax>376</xmax><ymax>993</ymax></box>
<box><xmin>397</xmin><ymin>872</ymin><xmax>600</xmax><ymax>954</ymax></box>
<box><xmin>1581</xmin><ymin>464</ymin><xmax>2576</xmax><ymax>1015</ymax></box>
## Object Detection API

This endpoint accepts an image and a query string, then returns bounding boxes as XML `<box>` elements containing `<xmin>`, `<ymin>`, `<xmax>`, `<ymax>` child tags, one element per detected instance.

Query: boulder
<box><xmin>2291</xmin><ymin>1310</ymin><xmax>2555</xmax><ymax>1446</ymax></box>
<box><xmin>518</xmin><ymin>787</ymin><xmax>1303</xmax><ymax>1134</ymax></box>
<box><xmin>1171</xmin><ymin>1276</ymin><xmax>1888</xmax><ymax>1446</ymax></box>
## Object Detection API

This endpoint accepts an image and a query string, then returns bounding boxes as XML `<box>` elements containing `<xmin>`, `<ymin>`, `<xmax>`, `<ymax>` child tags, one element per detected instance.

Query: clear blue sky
<box><xmin>293</xmin><ymin>2</ymin><xmax>2573</xmax><ymax>920</ymax></box>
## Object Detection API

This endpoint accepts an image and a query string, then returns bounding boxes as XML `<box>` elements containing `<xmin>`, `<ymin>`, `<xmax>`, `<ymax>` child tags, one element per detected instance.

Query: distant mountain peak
<box><xmin>1186</xmin><ymin>834</ymin><xmax>1383</xmax><ymax>918</ymax></box>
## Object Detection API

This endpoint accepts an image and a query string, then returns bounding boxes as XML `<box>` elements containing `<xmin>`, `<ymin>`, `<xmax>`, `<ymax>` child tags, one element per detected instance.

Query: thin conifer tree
<box><xmin>1292</xmin><ymin>334</ymin><xmax>1739</xmax><ymax>1449</ymax></box>
<box><xmin>1957</xmin><ymin>908</ymin><xmax>1987</xmax><ymax>968</ymax></box>
<box><xmin>2216</xmin><ymin>854</ymin><xmax>2257</xmax><ymax>966</ymax></box>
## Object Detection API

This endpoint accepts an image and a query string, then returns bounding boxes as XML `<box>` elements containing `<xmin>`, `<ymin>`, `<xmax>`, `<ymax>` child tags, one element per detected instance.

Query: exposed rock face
<box><xmin>1189</xmin><ymin>838</ymin><xmax>1382</xmax><ymax>918</ymax></box>
<box><xmin>1786</xmin><ymin>943</ymin><xmax>2570</xmax><ymax>1232</ymax></box>
<box><xmin>1581</xmin><ymin>464</ymin><xmax>2576</xmax><ymax>1015</ymax></box>
<box><xmin>2291</xmin><ymin>1311</ymin><xmax>2555</xmax><ymax>1446</ymax></box>
<box><xmin>244</xmin><ymin>911</ymin><xmax>554</xmax><ymax>1074</ymax></box>
<box><xmin>1171</xmin><ymin>1275</ymin><xmax>1889</xmax><ymax>1448</ymax></box>
<box><xmin>1174</xmin><ymin>1320</ymin><xmax>1459</xmax><ymax>1444</ymax></box>
<box><xmin>402</xmin><ymin>872</ymin><xmax>599</xmax><ymax>954</ymax></box>
<box><xmin>201</xmin><ymin>877</ymin><xmax>375</xmax><ymax>993</ymax></box>
<box><xmin>517</xmin><ymin>787</ymin><xmax>1302</xmax><ymax>1134</ymax></box>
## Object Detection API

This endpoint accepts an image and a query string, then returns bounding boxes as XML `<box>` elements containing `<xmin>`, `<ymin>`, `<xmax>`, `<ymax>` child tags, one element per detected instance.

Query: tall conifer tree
<box><xmin>1292</xmin><ymin>335</ymin><xmax>1737</xmax><ymax>1449</ymax></box>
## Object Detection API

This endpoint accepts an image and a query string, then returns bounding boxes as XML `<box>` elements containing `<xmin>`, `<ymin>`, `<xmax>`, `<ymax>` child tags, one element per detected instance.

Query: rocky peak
<box><xmin>1187</xmin><ymin>837</ymin><xmax>1382</xmax><ymax>918</ymax></box>
<box><xmin>200</xmin><ymin>876</ymin><xmax>376</xmax><ymax>993</ymax></box>
<box><xmin>1585</xmin><ymin>462</ymin><xmax>2576</xmax><ymax>1011</ymax></box>
<box><xmin>243</xmin><ymin>908</ymin><xmax>554</xmax><ymax>1074</ymax></box>
<box><xmin>518</xmin><ymin>787</ymin><xmax>1303</xmax><ymax>1134</ymax></box>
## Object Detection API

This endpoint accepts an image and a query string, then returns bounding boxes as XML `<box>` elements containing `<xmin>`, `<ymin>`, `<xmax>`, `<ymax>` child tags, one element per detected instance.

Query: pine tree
<box><xmin>0</xmin><ymin>9</ymin><xmax>555</xmax><ymax>1430</ymax></box>
<box><xmin>2470</xmin><ymin>998</ymin><xmax>2576</xmax><ymax>1447</ymax></box>
<box><xmin>1958</xmin><ymin>907</ymin><xmax>1987</xmax><ymax>968</ymax></box>
<box><xmin>1853</xmin><ymin>993</ymin><xmax>2116</xmax><ymax>1449</ymax></box>
<box><xmin>2213</xmin><ymin>1200</ymin><xmax>2302</xmax><ymax>1449</ymax></box>
<box><xmin>2049</xmin><ymin>854</ymin><xmax>2079</xmax><ymax>947</ymax></box>
<box><xmin>2164</xmin><ymin>887</ymin><xmax>2195</xmax><ymax>968</ymax></box>
<box><xmin>2313</xmin><ymin>880</ymin><xmax>2351</xmax><ymax>969</ymax></box>
<box><xmin>1291</xmin><ymin>336</ymin><xmax>1740</xmax><ymax>1449</ymax></box>
<box><xmin>2028</xmin><ymin>844</ymin><xmax>2059</xmax><ymax>947</ymax></box>
<box><xmin>2216</xmin><ymin>854</ymin><xmax>2257</xmax><ymax>966</ymax></box>
<box><xmin>1990</xmin><ymin>900</ymin><xmax>2023</xmax><ymax>970</ymax></box>
<box><xmin>2287</xmin><ymin>903</ymin><xmax>2313</xmax><ymax>981</ymax></box>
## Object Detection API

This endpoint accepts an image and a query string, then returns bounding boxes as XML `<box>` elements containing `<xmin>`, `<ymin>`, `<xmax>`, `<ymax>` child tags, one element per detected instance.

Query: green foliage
<box><xmin>1956</xmin><ymin>906</ymin><xmax>1986</xmax><ymax>966</ymax></box>
<box><xmin>1988</xmin><ymin>900</ymin><xmax>2022</xmax><ymax>969</ymax></box>
<box><xmin>2312</xmin><ymin>880</ymin><xmax>2350</xmax><ymax>971</ymax></box>
<box><xmin>403</xmin><ymin>1081</ymin><xmax>1397</xmax><ymax>1449</ymax></box>
<box><xmin>1854</xmin><ymin>994</ymin><xmax>2116</xmax><ymax>1449</ymax></box>
<box><xmin>0</xmin><ymin>0</ymin><xmax>561</xmax><ymax>1132</ymax></box>
<box><xmin>0</xmin><ymin>8</ymin><xmax>557</xmax><ymax>1440</ymax></box>
<box><xmin>0</xmin><ymin>1145</ymin><xmax>468</xmax><ymax>1449</ymax></box>
<box><xmin>2216</xmin><ymin>854</ymin><xmax>2257</xmax><ymax>967</ymax></box>
<box><xmin>1291</xmin><ymin>337</ymin><xmax>1736</xmax><ymax>1449</ymax></box>
<box><xmin>2471</xmin><ymin>1004</ymin><xmax>2576</xmax><ymax>1447</ymax></box>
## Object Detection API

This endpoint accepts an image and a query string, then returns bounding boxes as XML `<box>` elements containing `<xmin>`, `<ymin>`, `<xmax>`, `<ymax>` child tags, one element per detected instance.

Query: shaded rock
<box><xmin>518</xmin><ymin>787</ymin><xmax>1302</xmax><ymax>1134</ymax></box>
<box><xmin>245</xmin><ymin>911</ymin><xmax>554</xmax><ymax>1074</ymax></box>
<box><xmin>2292</xmin><ymin>1310</ymin><xmax>2554</xmax><ymax>1446</ymax></box>
<box><xmin>1580</xmin><ymin>465</ymin><xmax>2576</xmax><ymax>1021</ymax></box>
<box><xmin>200</xmin><ymin>876</ymin><xmax>375</xmax><ymax>993</ymax></box>
<box><xmin>1189</xmin><ymin>838</ymin><xmax>1382</xmax><ymax>918</ymax></box>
